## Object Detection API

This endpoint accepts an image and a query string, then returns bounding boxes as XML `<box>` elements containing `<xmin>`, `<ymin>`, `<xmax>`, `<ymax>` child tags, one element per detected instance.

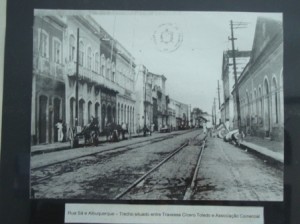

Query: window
<box><xmin>87</xmin><ymin>47</ymin><xmax>92</xmax><ymax>70</ymax></box>
<box><xmin>79</xmin><ymin>41</ymin><xmax>84</xmax><ymax>66</ymax></box>
<box><xmin>101</xmin><ymin>65</ymin><xmax>104</xmax><ymax>76</ymax></box>
<box><xmin>69</xmin><ymin>35</ymin><xmax>76</xmax><ymax>62</ymax></box>
<box><xmin>111</xmin><ymin>63</ymin><xmax>115</xmax><ymax>81</ymax></box>
<box><xmin>53</xmin><ymin>39</ymin><xmax>61</xmax><ymax>64</ymax></box>
<box><xmin>39</xmin><ymin>30</ymin><xmax>49</xmax><ymax>58</ymax></box>
<box><xmin>95</xmin><ymin>52</ymin><xmax>99</xmax><ymax>73</ymax></box>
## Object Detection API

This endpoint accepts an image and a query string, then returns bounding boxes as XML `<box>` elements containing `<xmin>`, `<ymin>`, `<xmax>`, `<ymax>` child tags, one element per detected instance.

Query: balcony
<box><xmin>33</xmin><ymin>55</ymin><xmax>64</xmax><ymax>81</ymax></box>
<box><xmin>66</xmin><ymin>62</ymin><xmax>123</xmax><ymax>94</ymax></box>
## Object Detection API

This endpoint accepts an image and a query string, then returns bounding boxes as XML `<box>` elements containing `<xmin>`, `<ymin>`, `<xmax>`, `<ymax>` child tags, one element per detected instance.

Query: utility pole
<box><xmin>75</xmin><ymin>28</ymin><xmax>79</xmax><ymax>127</ymax></box>
<box><xmin>217</xmin><ymin>80</ymin><xmax>221</xmax><ymax>125</ymax></box>
<box><xmin>217</xmin><ymin>80</ymin><xmax>221</xmax><ymax>109</ymax></box>
<box><xmin>144</xmin><ymin>71</ymin><xmax>147</xmax><ymax>136</ymax></box>
<box><xmin>214</xmin><ymin>98</ymin><xmax>217</xmax><ymax>126</ymax></box>
<box><xmin>229</xmin><ymin>20</ymin><xmax>242</xmax><ymax>133</ymax></box>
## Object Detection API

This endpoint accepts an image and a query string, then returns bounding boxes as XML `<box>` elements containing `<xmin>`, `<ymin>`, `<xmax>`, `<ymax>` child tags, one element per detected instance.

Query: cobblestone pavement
<box><xmin>192</xmin><ymin>137</ymin><xmax>283</xmax><ymax>201</ymax></box>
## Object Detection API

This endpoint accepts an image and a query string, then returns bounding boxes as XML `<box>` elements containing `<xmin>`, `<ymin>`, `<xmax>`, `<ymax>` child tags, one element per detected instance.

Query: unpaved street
<box><xmin>31</xmin><ymin>130</ymin><xmax>201</xmax><ymax>199</ymax></box>
<box><xmin>192</xmin><ymin>137</ymin><xmax>283</xmax><ymax>201</ymax></box>
<box><xmin>31</xmin><ymin>130</ymin><xmax>283</xmax><ymax>201</ymax></box>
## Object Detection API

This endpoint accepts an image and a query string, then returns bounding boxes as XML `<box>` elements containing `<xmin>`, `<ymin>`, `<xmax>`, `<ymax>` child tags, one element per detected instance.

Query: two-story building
<box><xmin>32</xmin><ymin>14</ymin><xmax>67</xmax><ymax>144</ymax></box>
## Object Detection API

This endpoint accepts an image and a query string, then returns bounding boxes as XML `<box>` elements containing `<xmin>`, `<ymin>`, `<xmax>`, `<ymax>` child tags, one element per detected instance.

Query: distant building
<box><xmin>151</xmin><ymin>73</ymin><xmax>169</xmax><ymax>131</ymax></box>
<box><xmin>221</xmin><ymin>50</ymin><xmax>251</xmax><ymax>129</ymax></box>
<box><xmin>115</xmin><ymin>42</ymin><xmax>136</xmax><ymax>133</ymax></box>
<box><xmin>168</xmin><ymin>98</ymin><xmax>189</xmax><ymax>130</ymax></box>
<box><xmin>134</xmin><ymin>65</ymin><xmax>153</xmax><ymax>132</ymax></box>
<box><xmin>233</xmin><ymin>17</ymin><xmax>283</xmax><ymax>141</ymax></box>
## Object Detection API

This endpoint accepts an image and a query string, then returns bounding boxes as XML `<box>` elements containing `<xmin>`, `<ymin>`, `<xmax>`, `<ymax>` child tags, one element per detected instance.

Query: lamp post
<box><xmin>143</xmin><ymin>69</ymin><xmax>147</xmax><ymax>136</ymax></box>
<box><xmin>75</xmin><ymin>28</ymin><xmax>80</xmax><ymax>127</ymax></box>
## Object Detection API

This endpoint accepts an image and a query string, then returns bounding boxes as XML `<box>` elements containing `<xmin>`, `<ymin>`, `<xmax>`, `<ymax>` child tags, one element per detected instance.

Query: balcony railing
<box><xmin>66</xmin><ymin>62</ymin><xmax>123</xmax><ymax>94</ymax></box>
<box><xmin>33</xmin><ymin>55</ymin><xmax>64</xmax><ymax>81</ymax></box>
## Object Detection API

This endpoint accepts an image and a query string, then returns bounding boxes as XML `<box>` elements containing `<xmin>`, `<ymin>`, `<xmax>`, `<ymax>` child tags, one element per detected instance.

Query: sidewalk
<box><xmin>239</xmin><ymin>136</ymin><xmax>284</xmax><ymax>163</ymax></box>
<box><xmin>31</xmin><ymin>131</ymin><xmax>159</xmax><ymax>155</ymax></box>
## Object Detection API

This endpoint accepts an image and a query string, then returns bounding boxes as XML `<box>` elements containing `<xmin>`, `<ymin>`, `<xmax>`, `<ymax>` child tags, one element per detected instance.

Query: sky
<box><xmin>49</xmin><ymin>10</ymin><xmax>282</xmax><ymax>113</ymax></box>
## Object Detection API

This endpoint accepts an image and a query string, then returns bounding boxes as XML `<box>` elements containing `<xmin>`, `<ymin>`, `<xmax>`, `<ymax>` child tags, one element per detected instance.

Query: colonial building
<box><xmin>168</xmin><ymin>98</ymin><xmax>189</xmax><ymax>130</ymax></box>
<box><xmin>134</xmin><ymin>65</ymin><xmax>153</xmax><ymax>132</ymax></box>
<box><xmin>32</xmin><ymin>15</ymin><xmax>67</xmax><ymax>144</ymax></box>
<box><xmin>115</xmin><ymin>42</ymin><xmax>136</xmax><ymax>134</ymax></box>
<box><xmin>232</xmin><ymin>17</ymin><xmax>283</xmax><ymax>141</ymax></box>
<box><xmin>32</xmin><ymin>13</ymin><xmax>136</xmax><ymax>144</ymax></box>
<box><xmin>151</xmin><ymin>73</ymin><xmax>169</xmax><ymax>131</ymax></box>
<box><xmin>221</xmin><ymin>50</ymin><xmax>251</xmax><ymax>129</ymax></box>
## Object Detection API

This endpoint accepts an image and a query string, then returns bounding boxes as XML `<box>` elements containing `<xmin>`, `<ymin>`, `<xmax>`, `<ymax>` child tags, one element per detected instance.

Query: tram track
<box><xmin>114</xmin><ymin>134</ymin><xmax>206</xmax><ymax>200</ymax></box>
<box><xmin>31</xmin><ymin>131</ymin><xmax>194</xmax><ymax>186</ymax></box>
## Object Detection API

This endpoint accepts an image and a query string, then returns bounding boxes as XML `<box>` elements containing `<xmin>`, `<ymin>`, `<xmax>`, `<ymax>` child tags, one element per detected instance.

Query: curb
<box><xmin>239</xmin><ymin>141</ymin><xmax>284</xmax><ymax>164</ymax></box>
<box><xmin>31</xmin><ymin>145</ymin><xmax>70</xmax><ymax>156</ymax></box>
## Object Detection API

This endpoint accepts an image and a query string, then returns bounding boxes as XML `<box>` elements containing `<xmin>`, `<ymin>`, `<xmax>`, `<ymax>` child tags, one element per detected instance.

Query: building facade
<box><xmin>115</xmin><ymin>42</ymin><xmax>136</xmax><ymax>134</ymax></box>
<box><xmin>151</xmin><ymin>73</ymin><xmax>169</xmax><ymax>131</ymax></box>
<box><xmin>32</xmin><ymin>13</ymin><xmax>136</xmax><ymax>144</ymax></box>
<box><xmin>168</xmin><ymin>98</ymin><xmax>189</xmax><ymax>130</ymax></box>
<box><xmin>221</xmin><ymin>50</ymin><xmax>251</xmax><ymax>129</ymax></box>
<box><xmin>32</xmin><ymin>15</ymin><xmax>67</xmax><ymax>144</ymax></box>
<box><xmin>233</xmin><ymin>17</ymin><xmax>283</xmax><ymax>141</ymax></box>
<box><xmin>134</xmin><ymin>65</ymin><xmax>153</xmax><ymax>132</ymax></box>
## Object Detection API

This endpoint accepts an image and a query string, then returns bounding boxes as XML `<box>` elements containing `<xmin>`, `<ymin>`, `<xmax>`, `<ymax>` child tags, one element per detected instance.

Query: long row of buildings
<box><xmin>219</xmin><ymin>17</ymin><xmax>283</xmax><ymax>141</ymax></box>
<box><xmin>31</xmin><ymin>13</ymin><xmax>190</xmax><ymax>145</ymax></box>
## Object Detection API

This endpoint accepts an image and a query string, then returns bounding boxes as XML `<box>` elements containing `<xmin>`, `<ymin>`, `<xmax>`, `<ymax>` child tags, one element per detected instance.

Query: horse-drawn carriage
<box><xmin>69</xmin><ymin>117</ymin><xmax>100</xmax><ymax>148</ymax></box>
<box><xmin>103</xmin><ymin>122</ymin><xmax>124</xmax><ymax>142</ymax></box>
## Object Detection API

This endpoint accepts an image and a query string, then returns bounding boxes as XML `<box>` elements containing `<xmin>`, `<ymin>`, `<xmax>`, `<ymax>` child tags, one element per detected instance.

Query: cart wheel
<box><xmin>69</xmin><ymin>127</ymin><xmax>77</xmax><ymax>148</ymax></box>
<box><xmin>93</xmin><ymin>134</ymin><xmax>99</xmax><ymax>146</ymax></box>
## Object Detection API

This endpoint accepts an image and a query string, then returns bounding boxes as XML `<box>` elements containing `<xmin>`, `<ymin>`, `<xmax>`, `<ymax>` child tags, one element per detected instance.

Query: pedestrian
<box><xmin>55</xmin><ymin>119</ymin><xmax>63</xmax><ymax>142</ymax></box>
<box><xmin>206</xmin><ymin>120</ymin><xmax>212</xmax><ymax>137</ymax></box>
<box><xmin>62</xmin><ymin>120</ymin><xmax>67</xmax><ymax>142</ymax></box>
<box><xmin>203</xmin><ymin>121</ymin><xmax>207</xmax><ymax>134</ymax></box>
<box><xmin>122</xmin><ymin>122</ymin><xmax>127</xmax><ymax>139</ymax></box>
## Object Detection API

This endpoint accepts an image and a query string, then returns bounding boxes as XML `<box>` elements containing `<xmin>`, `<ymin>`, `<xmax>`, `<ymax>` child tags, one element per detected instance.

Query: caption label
<box><xmin>65</xmin><ymin>203</ymin><xmax>264</xmax><ymax>224</ymax></box>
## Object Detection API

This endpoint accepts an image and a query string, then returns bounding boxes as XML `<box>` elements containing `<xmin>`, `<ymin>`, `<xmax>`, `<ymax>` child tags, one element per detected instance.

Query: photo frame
<box><xmin>1</xmin><ymin>0</ymin><xmax>300</xmax><ymax>224</ymax></box>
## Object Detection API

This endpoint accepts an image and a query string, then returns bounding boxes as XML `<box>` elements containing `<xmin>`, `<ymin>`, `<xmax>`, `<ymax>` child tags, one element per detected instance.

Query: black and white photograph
<box><xmin>30</xmin><ymin>9</ymin><xmax>284</xmax><ymax>201</ymax></box>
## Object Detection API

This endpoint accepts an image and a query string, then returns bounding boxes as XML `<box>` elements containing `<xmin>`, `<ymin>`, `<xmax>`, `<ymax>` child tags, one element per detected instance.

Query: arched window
<box><xmin>101</xmin><ymin>54</ymin><xmax>105</xmax><ymax>76</ymax></box>
<box><xmin>79</xmin><ymin>99</ymin><xmax>85</xmax><ymax>127</ymax></box>
<box><xmin>121</xmin><ymin>104</ymin><xmax>124</xmax><ymax>123</ymax></box>
<box><xmin>111</xmin><ymin>62</ymin><xmax>115</xmax><ymax>82</ymax></box>
<box><xmin>88</xmin><ymin>101</ymin><xmax>92</xmax><ymax>122</ymax></box>
<box><xmin>253</xmin><ymin>90</ymin><xmax>257</xmax><ymax>117</ymax></box>
<box><xmin>258</xmin><ymin>87</ymin><xmax>262</xmax><ymax>119</ymax></box>
<box><xmin>95</xmin><ymin>103</ymin><xmax>100</xmax><ymax>119</ymax></box>
<box><xmin>69</xmin><ymin>35</ymin><xmax>76</xmax><ymax>62</ymax></box>
<box><xmin>95</xmin><ymin>52</ymin><xmax>99</xmax><ymax>73</ymax></box>
<box><xmin>79</xmin><ymin>41</ymin><xmax>85</xmax><ymax>66</ymax></box>
<box><xmin>39</xmin><ymin>29</ymin><xmax>49</xmax><ymax>58</ymax></box>
<box><xmin>264</xmin><ymin>79</ymin><xmax>271</xmax><ymax>133</ymax></box>
<box><xmin>106</xmin><ymin>59</ymin><xmax>110</xmax><ymax>79</ymax></box>
<box><xmin>117</xmin><ymin>103</ymin><xmax>120</xmax><ymax>124</ymax></box>
<box><xmin>272</xmin><ymin>77</ymin><xmax>279</xmax><ymax>124</ymax></box>
<box><xmin>87</xmin><ymin>47</ymin><xmax>92</xmax><ymax>70</ymax></box>
<box><xmin>53</xmin><ymin>38</ymin><xmax>62</xmax><ymax>64</ymax></box>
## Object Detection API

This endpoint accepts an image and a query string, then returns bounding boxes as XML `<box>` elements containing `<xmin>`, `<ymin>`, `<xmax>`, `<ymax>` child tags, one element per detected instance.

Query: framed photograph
<box><xmin>1</xmin><ymin>0</ymin><xmax>300</xmax><ymax>224</ymax></box>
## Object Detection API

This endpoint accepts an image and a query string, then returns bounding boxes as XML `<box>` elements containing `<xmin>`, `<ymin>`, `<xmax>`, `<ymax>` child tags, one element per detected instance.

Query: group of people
<box><xmin>55</xmin><ymin>118</ymin><xmax>129</xmax><ymax>143</ymax></box>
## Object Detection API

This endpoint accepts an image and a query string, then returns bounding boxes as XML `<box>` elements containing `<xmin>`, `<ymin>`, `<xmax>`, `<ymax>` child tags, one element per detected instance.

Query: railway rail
<box><xmin>31</xmin><ymin>131</ymin><xmax>193</xmax><ymax>185</ymax></box>
<box><xmin>114</xmin><ymin>134</ymin><xmax>207</xmax><ymax>200</ymax></box>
